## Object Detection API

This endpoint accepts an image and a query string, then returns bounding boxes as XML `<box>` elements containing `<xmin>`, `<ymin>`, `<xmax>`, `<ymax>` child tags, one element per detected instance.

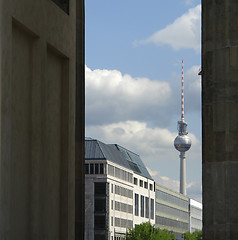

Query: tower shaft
<box><xmin>180</xmin><ymin>152</ymin><xmax>186</xmax><ymax>195</ymax></box>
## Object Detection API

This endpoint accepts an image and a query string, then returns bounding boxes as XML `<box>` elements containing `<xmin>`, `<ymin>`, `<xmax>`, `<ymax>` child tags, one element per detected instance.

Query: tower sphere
<box><xmin>174</xmin><ymin>135</ymin><xmax>191</xmax><ymax>152</ymax></box>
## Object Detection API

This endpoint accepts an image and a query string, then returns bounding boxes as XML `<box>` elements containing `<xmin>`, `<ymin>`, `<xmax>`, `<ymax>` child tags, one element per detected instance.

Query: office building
<box><xmin>85</xmin><ymin>138</ymin><xmax>202</xmax><ymax>240</ymax></box>
<box><xmin>85</xmin><ymin>138</ymin><xmax>155</xmax><ymax>240</ymax></box>
<box><xmin>155</xmin><ymin>184</ymin><xmax>189</xmax><ymax>239</ymax></box>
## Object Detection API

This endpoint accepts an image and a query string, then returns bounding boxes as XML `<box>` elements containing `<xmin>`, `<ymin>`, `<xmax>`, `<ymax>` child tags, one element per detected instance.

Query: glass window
<box><xmin>94</xmin><ymin>215</ymin><xmax>106</xmax><ymax>229</ymax></box>
<box><xmin>85</xmin><ymin>164</ymin><xmax>89</xmax><ymax>174</ymax></box>
<box><xmin>140</xmin><ymin>180</ymin><xmax>143</xmax><ymax>187</ymax></box>
<box><xmin>111</xmin><ymin>216</ymin><xmax>113</xmax><ymax>226</ymax></box>
<box><xmin>144</xmin><ymin>182</ymin><xmax>148</xmax><ymax>189</ymax></box>
<box><xmin>150</xmin><ymin>184</ymin><xmax>153</xmax><ymax>191</ymax></box>
<box><xmin>134</xmin><ymin>177</ymin><xmax>138</xmax><ymax>185</ymax></box>
<box><xmin>156</xmin><ymin>189</ymin><xmax>188</xmax><ymax>209</ymax></box>
<box><xmin>141</xmin><ymin>195</ymin><xmax>144</xmax><ymax>217</ymax></box>
<box><xmin>108</xmin><ymin>164</ymin><xmax>114</xmax><ymax>176</ymax></box>
<box><xmin>94</xmin><ymin>233</ymin><xmax>106</xmax><ymax>240</ymax></box>
<box><xmin>129</xmin><ymin>173</ymin><xmax>133</xmax><ymax>183</ymax></box>
<box><xmin>115</xmin><ymin>218</ymin><xmax>120</xmax><ymax>227</ymax></box>
<box><xmin>100</xmin><ymin>163</ymin><xmax>104</xmax><ymax>174</ymax></box>
<box><xmin>111</xmin><ymin>200</ymin><xmax>113</xmax><ymax>210</ymax></box>
<box><xmin>150</xmin><ymin>199</ymin><xmax>154</xmax><ymax>220</ymax></box>
<box><xmin>95</xmin><ymin>198</ymin><xmax>106</xmax><ymax>213</ymax></box>
<box><xmin>90</xmin><ymin>164</ymin><xmax>94</xmax><ymax>174</ymax></box>
<box><xmin>145</xmin><ymin>197</ymin><xmax>149</xmax><ymax>218</ymax></box>
<box><xmin>135</xmin><ymin>194</ymin><xmax>139</xmax><ymax>216</ymax></box>
<box><xmin>155</xmin><ymin>216</ymin><xmax>188</xmax><ymax>231</ymax></box>
<box><xmin>111</xmin><ymin>184</ymin><xmax>113</xmax><ymax>193</ymax></box>
<box><xmin>95</xmin><ymin>163</ymin><xmax>99</xmax><ymax>174</ymax></box>
<box><xmin>156</xmin><ymin>202</ymin><xmax>188</xmax><ymax>220</ymax></box>
<box><xmin>94</xmin><ymin>182</ymin><xmax>106</xmax><ymax>195</ymax></box>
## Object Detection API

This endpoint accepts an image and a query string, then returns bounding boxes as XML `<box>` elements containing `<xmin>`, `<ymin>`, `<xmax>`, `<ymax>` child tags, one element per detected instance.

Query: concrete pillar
<box><xmin>202</xmin><ymin>1</ymin><xmax>238</xmax><ymax>239</ymax></box>
<box><xmin>0</xmin><ymin>0</ymin><xmax>85</xmax><ymax>239</ymax></box>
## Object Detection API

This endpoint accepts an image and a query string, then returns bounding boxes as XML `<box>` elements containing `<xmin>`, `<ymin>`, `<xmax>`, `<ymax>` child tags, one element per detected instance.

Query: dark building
<box><xmin>202</xmin><ymin>0</ymin><xmax>238</xmax><ymax>239</ymax></box>
<box><xmin>0</xmin><ymin>0</ymin><xmax>85</xmax><ymax>239</ymax></box>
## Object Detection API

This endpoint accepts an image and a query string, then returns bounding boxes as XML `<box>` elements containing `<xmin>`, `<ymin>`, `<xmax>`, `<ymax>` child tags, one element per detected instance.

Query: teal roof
<box><xmin>85</xmin><ymin>138</ymin><xmax>152</xmax><ymax>180</ymax></box>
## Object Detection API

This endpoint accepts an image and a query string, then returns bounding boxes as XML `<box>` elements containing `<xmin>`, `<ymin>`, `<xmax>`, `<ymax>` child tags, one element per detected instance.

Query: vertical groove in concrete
<box><xmin>202</xmin><ymin>1</ymin><xmax>238</xmax><ymax>239</ymax></box>
<box><xmin>75</xmin><ymin>0</ymin><xmax>85</xmax><ymax>239</ymax></box>
<box><xmin>0</xmin><ymin>0</ymin><xmax>84</xmax><ymax>239</ymax></box>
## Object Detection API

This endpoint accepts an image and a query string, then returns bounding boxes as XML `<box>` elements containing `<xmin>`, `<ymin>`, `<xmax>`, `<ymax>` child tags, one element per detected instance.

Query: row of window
<box><xmin>190</xmin><ymin>217</ymin><xmax>202</xmax><ymax>228</ymax></box>
<box><xmin>134</xmin><ymin>177</ymin><xmax>154</xmax><ymax>191</ymax></box>
<box><xmin>108</xmin><ymin>164</ymin><xmax>133</xmax><ymax>183</ymax></box>
<box><xmin>156</xmin><ymin>216</ymin><xmax>188</xmax><ymax>231</ymax></box>
<box><xmin>113</xmin><ymin>184</ymin><xmax>133</xmax><ymax>199</ymax></box>
<box><xmin>85</xmin><ymin>163</ymin><xmax>105</xmax><ymax>175</ymax></box>
<box><xmin>113</xmin><ymin>235</ymin><xmax>125</xmax><ymax>240</ymax></box>
<box><xmin>94</xmin><ymin>231</ymin><xmax>107</xmax><ymax>240</ymax></box>
<box><xmin>134</xmin><ymin>193</ymin><xmax>154</xmax><ymax>219</ymax></box>
<box><xmin>156</xmin><ymin>203</ymin><xmax>188</xmax><ymax>221</ymax></box>
<box><xmin>189</xmin><ymin>206</ymin><xmax>202</xmax><ymax>219</ymax></box>
<box><xmin>113</xmin><ymin>217</ymin><xmax>133</xmax><ymax>229</ymax></box>
<box><xmin>94</xmin><ymin>215</ymin><xmax>106</xmax><ymax>230</ymax></box>
<box><xmin>156</xmin><ymin>190</ymin><xmax>188</xmax><ymax>209</ymax></box>
<box><xmin>113</xmin><ymin>200</ymin><xmax>133</xmax><ymax>214</ymax></box>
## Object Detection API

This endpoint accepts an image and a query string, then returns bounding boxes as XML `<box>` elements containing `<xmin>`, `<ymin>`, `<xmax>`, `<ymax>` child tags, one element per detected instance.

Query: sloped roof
<box><xmin>85</xmin><ymin>138</ymin><xmax>152</xmax><ymax>180</ymax></box>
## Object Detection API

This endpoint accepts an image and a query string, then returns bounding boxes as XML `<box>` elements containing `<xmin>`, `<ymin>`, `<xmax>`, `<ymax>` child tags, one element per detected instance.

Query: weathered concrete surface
<box><xmin>202</xmin><ymin>1</ymin><xmax>238</xmax><ymax>239</ymax></box>
<box><xmin>0</xmin><ymin>0</ymin><xmax>85</xmax><ymax>239</ymax></box>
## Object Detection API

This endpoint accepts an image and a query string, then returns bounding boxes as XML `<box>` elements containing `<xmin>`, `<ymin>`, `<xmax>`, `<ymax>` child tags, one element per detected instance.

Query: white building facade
<box><xmin>189</xmin><ymin>199</ymin><xmax>202</xmax><ymax>233</ymax></box>
<box><xmin>85</xmin><ymin>138</ymin><xmax>155</xmax><ymax>240</ymax></box>
<box><xmin>155</xmin><ymin>184</ymin><xmax>189</xmax><ymax>239</ymax></box>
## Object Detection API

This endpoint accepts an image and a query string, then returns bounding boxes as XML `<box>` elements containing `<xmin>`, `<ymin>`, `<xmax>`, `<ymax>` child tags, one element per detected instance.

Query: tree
<box><xmin>126</xmin><ymin>222</ymin><xmax>175</xmax><ymax>240</ymax></box>
<box><xmin>184</xmin><ymin>230</ymin><xmax>202</xmax><ymax>240</ymax></box>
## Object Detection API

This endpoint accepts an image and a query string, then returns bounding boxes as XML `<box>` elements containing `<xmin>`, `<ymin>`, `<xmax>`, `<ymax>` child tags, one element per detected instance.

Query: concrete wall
<box><xmin>0</xmin><ymin>0</ymin><xmax>85</xmax><ymax>239</ymax></box>
<box><xmin>202</xmin><ymin>0</ymin><xmax>238</xmax><ymax>239</ymax></box>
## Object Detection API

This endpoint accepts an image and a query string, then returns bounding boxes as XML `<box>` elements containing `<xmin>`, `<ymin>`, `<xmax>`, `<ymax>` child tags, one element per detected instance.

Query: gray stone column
<box><xmin>0</xmin><ymin>0</ymin><xmax>85</xmax><ymax>239</ymax></box>
<box><xmin>202</xmin><ymin>1</ymin><xmax>238</xmax><ymax>239</ymax></box>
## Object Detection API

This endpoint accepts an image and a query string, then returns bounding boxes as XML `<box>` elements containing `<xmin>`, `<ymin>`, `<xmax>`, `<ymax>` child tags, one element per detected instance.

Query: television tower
<box><xmin>174</xmin><ymin>60</ymin><xmax>191</xmax><ymax>195</ymax></box>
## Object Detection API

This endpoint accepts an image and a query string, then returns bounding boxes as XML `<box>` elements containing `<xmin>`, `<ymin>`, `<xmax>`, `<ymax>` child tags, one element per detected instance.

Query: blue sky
<box><xmin>85</xmin><ymin>0</ymin><xmax>202</xmax><ymax>201</ymax></box>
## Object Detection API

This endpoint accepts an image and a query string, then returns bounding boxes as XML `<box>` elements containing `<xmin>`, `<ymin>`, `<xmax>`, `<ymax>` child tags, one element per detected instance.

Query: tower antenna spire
<box><xmin>181</xmin><ymin>59</ymin><xmax>184</xmax><ymax>122</ymax></box>
<box><xmin>174</xmin><ymin>60</ymin><xmax>192</xmax><ymax>195</ymax></box>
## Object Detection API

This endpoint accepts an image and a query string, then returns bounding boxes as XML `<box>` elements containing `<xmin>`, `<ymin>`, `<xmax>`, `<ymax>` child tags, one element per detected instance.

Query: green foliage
<box><xmin>125</xmin><ymin>222</ymin><xmax>175</xmax><ymax>240</ymax></box>
<box><xmin>184</xmin><ymin>230</ymin><xmax>202</xmax><ymax>240</ymax></box>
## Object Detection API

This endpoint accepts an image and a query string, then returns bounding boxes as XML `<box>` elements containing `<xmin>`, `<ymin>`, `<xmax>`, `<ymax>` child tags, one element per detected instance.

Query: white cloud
<box><xmin>135</xmin><ymin>5</ymin><xmax>201</xmax><ymax>52</ymax></box>
<box><xmin>86</xmin><ymin>66</ymin><xmax>202</xmax><ymax>192</ymax></box>
<box><xmin>187</xmin><ymin>181</ymin><xmax>202</xmax><ymax>202</ymax></box>
<box><xmin>86</xmin><ymin>66</ymin><xmax>173</xmax><ymax>127</ymax></box>
<box><xmin>86</xmin><ymin>120</ymin><xmax>201</xmax><ymax>163</ymax></box>
<box><xmin>86</xmin><ymin>66</ymin><xmax>170</xmax><ymax>105</ymax></box>
<box><xmin>184</xmin><ymin>0</ymin><xmax>196</xmax><ymax>6</ymax></box>
<box><xmin>147</xmin><ymin>167</ymin><xmax>179</xmax><ymax>192</ymax></box>
<box><xmin>86</xmin><ymin>65</ymin><xmax>201</xmax><ymax>127</ymax></box>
